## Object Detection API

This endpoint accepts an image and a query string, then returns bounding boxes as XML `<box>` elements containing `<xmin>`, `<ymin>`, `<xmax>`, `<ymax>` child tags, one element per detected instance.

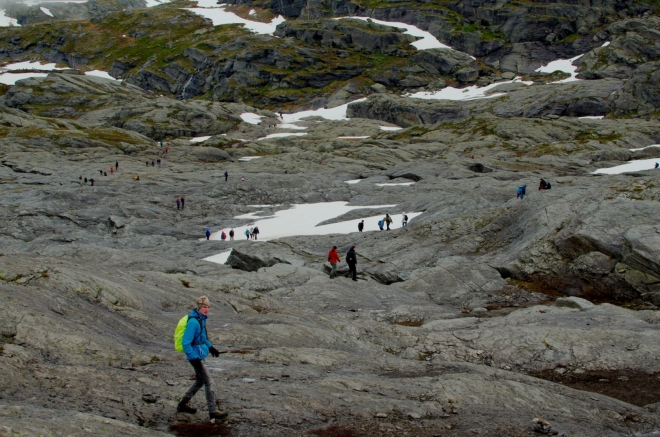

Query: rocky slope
<box><xmin>1</xmin><ymin>0</ymin><xmax>660</xmax><ymax>435</ymax></box>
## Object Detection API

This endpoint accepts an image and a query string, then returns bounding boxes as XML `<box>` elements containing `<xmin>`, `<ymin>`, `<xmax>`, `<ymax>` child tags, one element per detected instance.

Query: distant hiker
<box><xmin>241</xmin><ymin>176</ymin><xmax>245</xmax><ymax>182</ymax></box>
<box><xmin>205</xmin><ymin>229</ymin><xmax>211</xmax><ymax>240</ymax></box>
<box><xmin>402</xmin><ymin>213</ymin><xmax>408</xmax><ymax>228</ymax></box>
<box><xmin>166</xmin><ymin>146</ymin><xmax>169</xmax><ymax>153</ymax></box>
<box><xmin>115</xmin><ymin>161</ymin><xmax>119</xmax><ymax>169</ymax></box>
<box><xmin>656</xmin><ymin>162</ymin><xmax>659</xmax><ymax>169</ymax></box>
<box><xmin>244</xmin><ymin>229</ymin><xmax>250</xmax><ymax>240</ymax></box>
<box><xmin>176</xmin><ymin>199</ymin><xmax>181</xmax><ymax>210</ymax></box>
<box><xmin>279</xmin><ymin>112</ymin><xmax>283</xmax><ymax>119</ymax></box>
<box><xmin>90</xmin><ymin>178</ymin><xmax>94</xmax><ymax>186</ymax></box>
<box><xmin>503</xmin><ymin>156</ymin><xmax>507</xmax><ymax>161</ymax></box>
<box><xmin>110</xmin><ymin>167</ymin><xmax>114</xmax><ymax>174</ymax></box>
<box><xmin>152</xmin><ymin>161</ymin><xmax>155</xmax><ymax>167</ymax></box>
<box><xmin>346</xmin><ymin>246</ymin><xmax>357</xmax><ymax>281</ymax></box>
<box><xmin>99</xmin><ymin>170</ymin><xmax>103</xmax><ymax>176</ymax></box>
<box><xmin>146</xmin><ymin>161</ymin><xmax>149</xmax><ymax>167</ymax></box>
<box><xmin>378</xmin><ymin>219</ymin><xmax>384</xmax><ymax>231</ymax></box>
<box><xmin>516</xmin><ymin>185</ymin><xmax>527</xmax><ymax>200</ymax></box>
<box><xmin>181</xmin><ymin>196</ymin><xmax>185</xmax><ymax>209</ymax></box>
<box><xmin>253</xmin><ymin>226</ymin><xmax>260</xmax><ymax>240</ymax></box>
<box><xmin>157</xmin><ymin>158</ymin><xmax>161</xmax><ymax>165</ymax></box>
<box><xmin>79</xmin><ymin>176</ymin><xmax>82</xmax><ymax>186</ymax></box>
<box><xmin>328</xmin><ymin>246</ymin><xmax>340</xmax><ymax>279</ymax></box>
<box><xmin>224</xmin><ymin>171</ymin><xmax>228</xmax><ymax>182</ymax></box>
<box><xmin>84</xmin><ymin>177</ymin><xmax>87</xmax><ymax>186</ymax></box>
<box><xmin>104</xmin><ymin>171</ymin><xmax>107</xmax><ymax>176</ymax></box>
<box><xmin>229</xmin><ymin>229</ymin><xmax>235</xmax><ymax>240</ymax></box>
<box><xmin>539</xmin><ymin>179</ymin><xmax>551</xmax><ymax>190</ymax></box>
<box><xmin>249</xmin><ymin>227</ymin><xmax>254</xmax><ymax>239</ymax></box>
<box><xmin>175</xmin><ymin>296</ymin><xmax>227</xmax><ymax>422</ymax></box>
<box><xmin>385</xmin><ymin>214</ymin><xmax>392</xmax><ymax>231</ymax></box>
<box><xmin>221</xmin><ymin>231</ymin><xmax>226</xmax><ymax>241</ymax></box>
<box><xmin>358</xmin><ymin>220</ymin><xmax>364</xmax><ymax>232</ymax></box>
<box><xmin>133</xmin><ymin>175</ymin><xmax>140</xmax><ymax>181</ymax></box>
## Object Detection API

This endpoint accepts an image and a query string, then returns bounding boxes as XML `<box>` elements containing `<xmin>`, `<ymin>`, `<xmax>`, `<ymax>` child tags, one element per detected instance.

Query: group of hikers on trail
<box><xmin>328</xmin><ymin>245</ymin><xmax>358</xmax><ymax>281</ymax></box>
<box><xmin>175</xmin><ymin>196</ymin><xmax>186</xmax><ymax>210</ymax></box>
<box><xmin>246</xmin><ymin>227</ymin><xmax>260</xmax><ymax>240</ymax></box>
<box><xmin>79</xmin><ymin>161</ymin><xmax>121</xmax><ymax>186</ymax></box>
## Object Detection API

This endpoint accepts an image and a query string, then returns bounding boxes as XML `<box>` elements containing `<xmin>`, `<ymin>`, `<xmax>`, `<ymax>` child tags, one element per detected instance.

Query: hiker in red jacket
<box><xmin>328</xmin><ymin>246</ymin><xmax>341</xmax><ymax>279</ymax></box>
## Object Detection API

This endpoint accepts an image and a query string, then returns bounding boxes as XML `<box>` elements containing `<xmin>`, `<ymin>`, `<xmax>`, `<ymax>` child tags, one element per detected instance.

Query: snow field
<box><xmin>185</xmin><ymin>3</ymin><xmax>285</xmax><ymax>35</ymax></box>
<box><xmin>240</xmin><ymin>113</ymin><xmax>264</xmax><ymax>124</ymax></box>
<box><xmin>408</xmin><ymin>78</ymin><xmax>532</xmax><ymax>101</ymax></box>
<box><xmin>257</xmin><ymin>132</ymin><xmax>307</xmax><ymax>141</ymax></box>
<box><xmin>333</xmin><ymin>17</ymin><xmax>462</xmax><ymax>53</ymax></box>
<box><xmin>281</xmin><ymin>99</ymin><xmax>367</xmax><ymax>124</ymax></box>
<box><xmin>629</xmin><ymin>144</ymin><xmax>660</xmax><ymax>152</ymax></box>
<box><xmin>0</xmin><ymin>61</ymin><xmax>120</xmax><ymax>84</ymax></box>
<box><xmin>189</xmin><ymin>136</ymin><xmax>211</xmax><ymax>143</ymax></box>
<box><xmin>593</xmin><ymin>158</ymin><xmax>660</xmax><ymax>174</ymax></box>
<box><xmin>0</xmin><ymin>10</ymin><xmax>19</xmax><ymax>26</ymax></box>
<box><xmin>40</xmin><ymin>7</ymin><xmax>53</xmax><ymax>16</ymax></box>
<box><xmin>206</xmin><ymin>202</ymin><xmax>423</xmax><ymax>254</ymax></box>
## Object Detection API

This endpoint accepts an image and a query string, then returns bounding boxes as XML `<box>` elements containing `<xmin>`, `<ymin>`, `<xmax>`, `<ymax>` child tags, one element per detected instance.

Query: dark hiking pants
<box><xmin>184</xmin><ymin>359</ymin><xmax>217</xmax><ymax>413</ymax></box>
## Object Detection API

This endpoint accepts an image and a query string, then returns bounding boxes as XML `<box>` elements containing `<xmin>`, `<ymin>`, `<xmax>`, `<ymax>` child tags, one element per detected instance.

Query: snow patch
<box><xmin>376</xmin><ymin>182</ymin><xmax>415</xmax><ymax>186</ymax></box>
<box><xmin>0</xmin><ymin>72</ymin><xmax>48</xmax><ymax>85</ymax></box>
<box><xmin>281</xmin><ymin>99</ymin><xmax>367</xmax><ymax>123</ymax></box>
<box><xmin>578</xmin><ymin>116</ymin><xmax>604</xmax><ymax>120</ymax></box>
<box><xmin>240</xmin><ymin>113</ymin><xmax>264</xmax><ymax>124</ymax></box>
<box><xmin>334</xmin><ymin>17</ymin><xmax>466</xmax><ymax>54</ymax></box>
<box><xmin>277</xmin><ymin>123</ymin><xmax>307</xmax><ymax>130</ymax></box>
<box><xmin>249</xmin><ymin>8</ymin><xmax>256</xmax><ymax>15</ymax></box>
<box><xmin>408</xmin><ymin>78</ymin><xmax>532</xmax><ymax>101</ymax></box>
<box><xmin>535</xmin><ymin>55</ymin><xmax>583</xmax><ymax>83</ymax></box>
<box><xmin>257</xmin><ymin>132</ymin><xmax>307</xmax><ymax>140</ymax></box>
<box><xmin>40</xmin><ymin>7</ymin><xmax>53</xmax><ymax>16</ymax></box>
<box><xmin>593</xmin><ymin>158</ymin><xmax>660</xmax><ymax>175</ymax></box>
<box><xmin>629</xmin><ymin>144</ymin><xmax>660</xmax><ymax>152</ymax></box>
<box><xmin>379</xmin><ymin>126</ymin><xmax>402</xmax><ymax>131</ymax></box>
<box><xmin>203</xmin><ymin>250</ymin><xmax>232</xmax><ymax>264</ymax></box>
<box><xmin>601</xmin><ymin>41</ymin><xmax>610</xmax><ymax>47</ymax></box>
<box><xmin>238</xmin><ymin>156</ymin><xmax>262</xmax><ymax>161</ymax></box>
<box><xmin>0</xmin><ymin>10</ymin><xmax>19</xmax><ymax>26</ymax></box>
<box><xmin>338</xmin><ymin>136</ymin><xmax>369</xmax><ymax>139</ymax></box>
<box><xmin>186</xmin><ymin>4</ymin><xmax>285</xmax><ymax>35</ymax></box>
<box><xmin>2</xmin><ymin>61</ymin><xmax>58</xmax><ymax>70</ymax></box>
<box><xmin>85</xmin><ymin>70</ymin><xmax>121</xmax><ymax>81</ymax></box>
<box><xmin>145</xmin><ymin>0</ymin><xmax>172</xmax><ymax>7</ymax></box>
<box><xmin>208</xmin><ymin>202</ymin><xmax>423</xmax><ymax>243</ymax></box>
<box><xmin>345</xmin><ymin>179</ymin><xmax>361</xmax><ymax>184</ymax></box>
<box><xmin>189</xmin><ymin>136</ymin><xmax>211</xmax><ymax>143</ymax></box>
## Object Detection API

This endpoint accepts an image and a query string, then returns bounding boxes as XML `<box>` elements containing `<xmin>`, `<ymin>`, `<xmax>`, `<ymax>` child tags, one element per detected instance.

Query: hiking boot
<box><xmin>209</xmin><ymin>410</ymin><xmax>228</xmax><ymax>422</ymax></box>
<box><xmin>176</xmin><ymin>398</ymin><xmax>197</xmax><ymax>414</ymax></box>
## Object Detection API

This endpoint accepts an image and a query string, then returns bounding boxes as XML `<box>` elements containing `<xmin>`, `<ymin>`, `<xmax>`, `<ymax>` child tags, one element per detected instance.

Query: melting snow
<box><xmin>535</xmin><ymin>55</ymin><xmax>583</xmax><ymax>83</ymax></box>
<box><xmin>379</xmin><ymin>126</ymin><xmax>402</xmax><ymax>131</ymax></box>
<box><xmin>277</xmin><ymin>123</ymin><xmax>306</xmax><ymax>130</ymax></box>
<box><xmin>0</xmin><ymin>10</ymin><xmax>19</xmax><ymax>26</ymax></box>
<box><xmin>240</xmin><ymin>113</ymin><xmax>264</xmax><ymax>124</ymax></box>
<box><xmin>40</xmin><ymin>7</ymin><xmax>54</xmax><ymax>16</ymax></box>
<box><xmin>0</xmin><ymin>72</ymin><xmax>48</xmax><ymax>85</ymax></box>
<box><xmin>629</xmin><ymin>144</ymin><xmax>660</xmax><ymax>152</ymax></box>
<box><xmin>601</xmin><ymin>41</ymin><xmax>611</xmax><ymax>47</ymax></box>
<box><xmin>257</xmin><ymin>132</ymin><xmax>307</xmax><ymax>140</ymax></box>
<box><xmin>408</xmin><ymin>78</ymin><xmax>532</xmax><ymax>101</ymax></box>
<box><xmin>249</xmin><ymin>9</ymin><xmax>256</xmax><ymax>15</ymax></box>
<box><xmin>345</xmin><ymin>179</ymin><xmax>361</xmax><ymax>184</ymax></box>
<box><xmin>334</xmin><ymin>17</ymin><xmax>463</xmax><ymax>53</ymax></box>
<box><xmin>186</xmin><ymin>3</ymin><xmax>285</xmax><ymax>35</ymax></box>
<box><xmin>281</xmin><ymin>99</ymin><xmax>366</xmax><ymax>123</ymax></box>
<box><xmin>2</xmin><ymin>61</ymin><xmax>58</xmax><ymax>70</ymax></box>
<box><xmin>85</xmin><ymin>70</ymin><xmax>121</xmax><ymax>81</ymax></box>
<box><xmin>190</xmin><ymin>136</ymin><xmax>211</xmax><ymax>143</ymax></box>
<box><xmin>338</xmin><ymin>136</ymin><xmax>369</xmax><ymax>139</ymax></box>
<box><xmin>593</xmin><ymin>159</ymin><xmax>660</xmax><ymax>175</ymax></box>
<box><xmin>145</xmin><ymin>0</ymin><xmax>172</xmax><ymax>7</ymax></box>
<box><xmin>203</xmin><ymin>250</ymin><xmax>232</xmax><ymax>264</ymax></box>
<box><xmin>238</xmin><ymin>156</ymin><xmax>262</xmax><ymax>161</ymax></box>
<box><xmin>578</xmin><ymin>116</ymin><xmax>604</xmax><ymax>120</ymax></box>
<box><xmin>207</xmin><ymin>202</ymin><xmax>423</xmax><ymax>244</ymax></box>
<box><xmin>376</xmin><ymin>182</ymin><xmax>415</xmax><ymax>186</ymax></box>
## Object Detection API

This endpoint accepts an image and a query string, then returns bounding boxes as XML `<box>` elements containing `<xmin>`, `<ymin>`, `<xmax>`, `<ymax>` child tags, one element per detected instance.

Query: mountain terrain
<box><xmin>1</xmin><ymin>0</ymin><xmax>660</xmax><ymax>435</ymax></box>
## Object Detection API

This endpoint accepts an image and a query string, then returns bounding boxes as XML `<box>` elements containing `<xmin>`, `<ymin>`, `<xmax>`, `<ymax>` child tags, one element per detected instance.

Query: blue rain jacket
<box><xmin>182</xmin><ymin>308</ymin><xmax>213</xmax><ymax>361</ymax></box>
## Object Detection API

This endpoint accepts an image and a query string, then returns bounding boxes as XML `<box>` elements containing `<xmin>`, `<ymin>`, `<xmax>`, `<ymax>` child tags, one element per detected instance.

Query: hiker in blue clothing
<box><xmin>655</xmin><ymin>162</ymin><xmax>659</xmax><ymax>169</ymax></box>
<box><xmin>378</xmin><ymin>219</ymin><xmax>384</xmax><ymax>230</ymax></box>
<box><xmin>244</xmin><ymin>228</ymin><xmax>250</xmax><ymax>240</ymax></box>
<box><xmin>516</xmin><ymin>185</ymin><xmax>527</xmax><ymax>200</ymax></box>
<box><xmin>177</xmin><ymin>296</ymin><xmax>227</xmax><ymax>421</ymax></box>
<box><xmin>205</xmin><ymin>229</ymin><xmax>211</xmax><ymax>240</ymax></box>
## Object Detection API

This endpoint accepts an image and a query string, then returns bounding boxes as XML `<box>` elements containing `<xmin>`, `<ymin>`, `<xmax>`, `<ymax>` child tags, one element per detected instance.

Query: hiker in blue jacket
<box><xmin>516</xmin><ymin>185</ymin><xmax>527</xmax><ymax>200</ymax></box>
<box><xmin>178</xmin><ymin>296</ymin><xmax>227</xmax><ymax>421</ymax></box>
